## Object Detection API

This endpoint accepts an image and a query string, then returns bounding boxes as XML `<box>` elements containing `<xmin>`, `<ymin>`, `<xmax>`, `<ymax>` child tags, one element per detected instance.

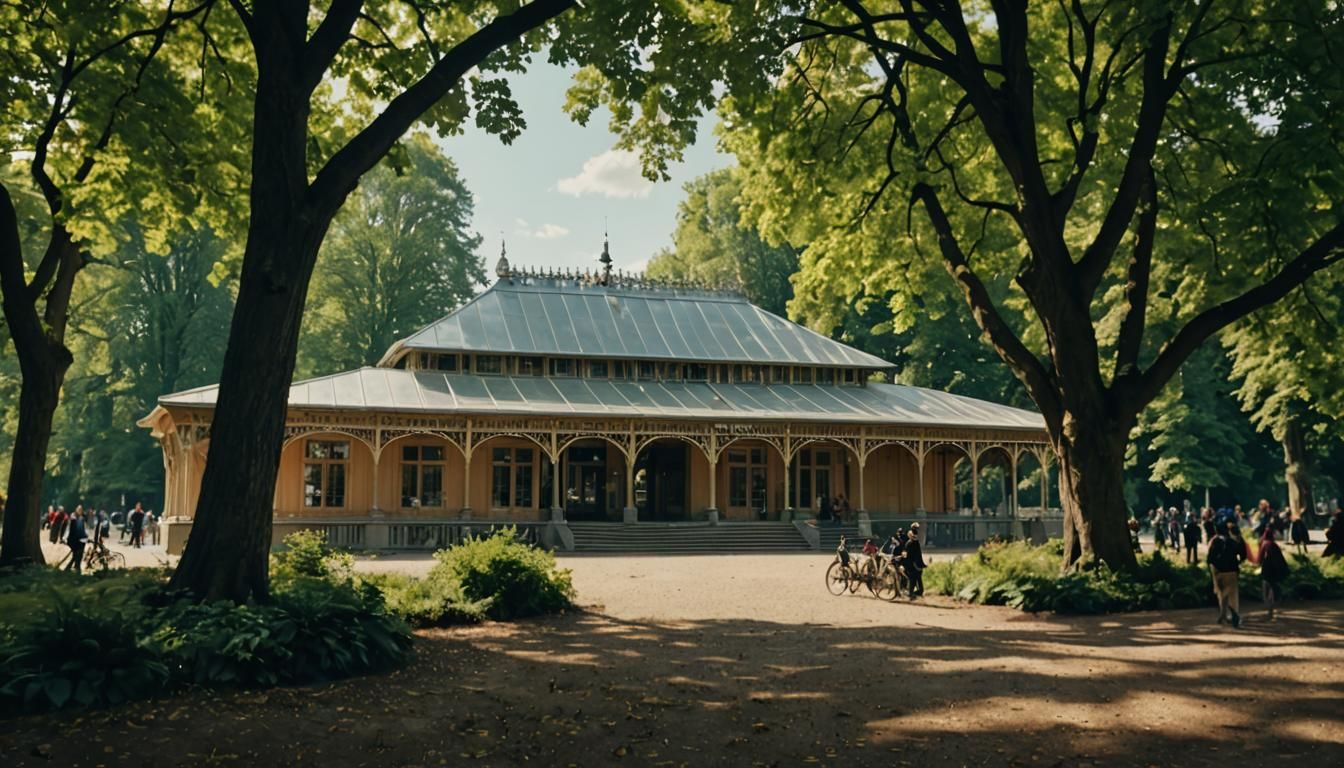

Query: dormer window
<box><xmin>474</xmin><ymin>355</ymin><xmax>502</xmax><ymax>375</ymax></box>
<box><xmin>516</xmin><ymin>356</ymin><xmax>544</xmax><ymax>376</ymax></box>
<box><xmin>550</xmin><ymin>358</ymin><xmax>576</xmax><ymax>377</ymax></box>
<box><xmin>588</xmin><ymin>360</ymin><xmax>609</xmax><ymax>378</ymax></box>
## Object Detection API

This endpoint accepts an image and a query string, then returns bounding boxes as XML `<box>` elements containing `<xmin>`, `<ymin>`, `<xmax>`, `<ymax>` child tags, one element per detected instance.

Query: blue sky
<box><xmin>434</xmin><ymin>60</ymin><xmax>730</xmax><ymax>277</ymax></box>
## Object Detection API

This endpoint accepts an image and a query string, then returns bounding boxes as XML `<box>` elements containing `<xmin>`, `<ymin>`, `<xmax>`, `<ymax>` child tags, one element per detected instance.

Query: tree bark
<box><xmin>1054</xmin><ymin>415</ymin><xmax>1137</xmax><ymax>571</ymax></box>
<box><xmin>1282</xmin><ymin>419</ymin><xmax>1315</xmax><ymax>522</ymax></box>
<box><xmin>0</xmin><ymin>350</ymin><xmax>70</xmax><ymax>568</ymax></box>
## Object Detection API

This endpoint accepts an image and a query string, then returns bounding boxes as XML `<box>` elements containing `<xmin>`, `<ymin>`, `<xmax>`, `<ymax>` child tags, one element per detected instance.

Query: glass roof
<box><xmin>377</xmin><ymin>277</ymin><xmax>893</xmax><ymax>369</ymax></box>
<box><xmin>160</xmin><ymin>368</ymin><xmax>1045</xmax><ymax>431</ymax></box>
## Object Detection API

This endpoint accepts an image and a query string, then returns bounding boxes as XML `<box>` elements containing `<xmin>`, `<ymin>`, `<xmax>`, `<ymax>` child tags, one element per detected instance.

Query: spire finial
<box><xmin>494</xmin><ymin>234</ymin><xmax>510</xmax><ymax>279</ymax></box>
<box><xmin>598</xmin><ymin>222</ymin><xmax>613</xmax><ymax>286</ymax></box>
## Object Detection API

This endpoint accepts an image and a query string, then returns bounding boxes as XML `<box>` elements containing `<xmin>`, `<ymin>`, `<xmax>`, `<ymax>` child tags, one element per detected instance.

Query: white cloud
<box><xmin>556</xmin><ymin>149</ymin><xmax>653</xmax><ymax>199</ymax></box>
<box><xmin>531</xmin><ymin>223</ymin><xmax>570</xmax><ymax>240</ymax></box>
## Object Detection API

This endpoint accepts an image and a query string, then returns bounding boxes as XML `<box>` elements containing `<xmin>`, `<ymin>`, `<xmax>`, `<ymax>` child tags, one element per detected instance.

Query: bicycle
<box><xmin>84</xmin><ymin>540</ymin><xmax>126</xmax><ymax>572</ymax></box>
<box><xmin>825</xmin><ymin>535</ymin><xmax>856</xmax><ymax>596</ymax></box>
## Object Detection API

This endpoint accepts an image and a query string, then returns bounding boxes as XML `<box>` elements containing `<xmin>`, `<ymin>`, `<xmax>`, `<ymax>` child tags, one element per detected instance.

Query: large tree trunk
<box><xmin>1055</xmin><ymin>419</ymin><xmax>1137</xmax><ymax>571</ymax></box>
<box><xmin>1281</xmin><ymin>420</ymin><xmax>1315</xmax><ymax>522</ymax></box>
<box><xmin>0</xmin><ymin>349</ymin><xmax>70</xmax><ymax>568</ymax></box>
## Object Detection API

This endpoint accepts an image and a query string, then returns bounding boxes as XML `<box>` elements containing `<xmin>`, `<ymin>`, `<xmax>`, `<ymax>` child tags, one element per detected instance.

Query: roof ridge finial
<box><xmin>599</xmin><ymin>219</ymin><xmax>613</xmax><ymax>287</ymax></box>
<box><xmin>494</xmin><ymin>234</ymin><xmax>510</xmax><ymax>280</ymax></box>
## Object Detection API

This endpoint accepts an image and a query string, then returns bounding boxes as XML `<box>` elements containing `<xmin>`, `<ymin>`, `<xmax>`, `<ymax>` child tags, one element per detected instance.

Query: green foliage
<box><xmin>296</xmin><ymin>134</ymin><xmax>484</xmax><ymax>378</ymax></box>
<box><xmin>362</xmin><ymin>571</ymin><xmax>489</xmax><ymax>627</ymax></box>
<box><xmin>647</xmin><ymin>167</ymin><xmax>798</xmax><ymax>317</ymax></box>
<box><xmin>927</xmin><ymin>540</ymin><xmax>1344</xmax><ymax>615</ymax></box>
<box><xmin>431</xmin><ymin>528</ymin><xmax>575</xmax><ymax>621</ymax></box>
<box><xmin>270</xmin><ymin>529</ymin><xmax>355</xmax><ymax>584</ymax></box>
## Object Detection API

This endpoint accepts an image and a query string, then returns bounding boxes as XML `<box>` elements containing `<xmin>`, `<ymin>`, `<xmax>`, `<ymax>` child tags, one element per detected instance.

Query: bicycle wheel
<box><xmin>104</xmin><ymin>551</ymin><xmax>127</xmax><ymax>571</ymax></box>
<box><xmin>847</xmin><ymin>559</ymin><xmax>864</xmax><ymax>593</ymax></box>
<box><xmin>862</xmin><ymin>559</ymin><xmax>882</xmax><ymax>596</ymax></box>
<box><xmin>824</xmin><ymin>561</ymin><xmax>850</xmax><ymax>596</ymax></box>
<box><xmin>874</xmin><ymin>565</ymin><xmax>898</xmax><ymax>601</ymax></box>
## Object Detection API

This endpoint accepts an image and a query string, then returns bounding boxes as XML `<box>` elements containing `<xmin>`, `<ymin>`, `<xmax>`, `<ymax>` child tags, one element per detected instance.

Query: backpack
<box><xmin>1208</xmin><ymin>536</ymin><xmax>1241</xmax><ymax>572</ymax></box>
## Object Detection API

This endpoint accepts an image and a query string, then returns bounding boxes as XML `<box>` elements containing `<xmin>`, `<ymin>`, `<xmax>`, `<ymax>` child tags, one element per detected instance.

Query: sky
<box><xmin>435</xmin><ymin>60</ymin><xmax>731</xmax><ymax>277</ymax></box>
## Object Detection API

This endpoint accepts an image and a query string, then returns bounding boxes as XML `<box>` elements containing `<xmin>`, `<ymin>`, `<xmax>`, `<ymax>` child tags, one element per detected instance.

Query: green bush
<box><xmin>430</xmin><ymin>528</ymin><xmax>574</xmax><ymax>620</ymax></box>
<box><xmin>0</xmin><ymin>531</ymin><xmax>412</xmax><ymax>716</ymax></box>
<box><xmin>362</xmin><ymin>571</ymin><xmax>489</xmax><ymax>627</ymax></box>
<box><xmin>271</xmin><ymin>528</ymin><xmax>355</xmax><ymax>583</ymax></box>
<box><xmin>928</xmin><ymin>539</ymin><xmax>1344</xmax><ymax>615</ymax></box>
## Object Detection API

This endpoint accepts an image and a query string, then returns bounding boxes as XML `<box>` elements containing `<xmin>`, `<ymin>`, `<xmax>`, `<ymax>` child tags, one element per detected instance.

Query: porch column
<box><xmin>705</xmin><ymin>435</ymin><xmax>719</xmax><ymax>524</ymax></box>
<box><xmin>1010</xmin><ymin>452</ymin><xmax>1019</xmax><ymax>517</ymax></box>
<box><xmin>370</xmin><ymin>448</ymin><xmax>383</xmax><ymax>517</ymax></box>
<box><xmin>916</xmin><ymin>452</ymin><xmax>927</xmax><ymax>513</ymax></box>
<box><xmin>857</xmin><ymin>455</ymin><xmax>867</xmax><ymax>513</ymax></box>
<box><xmin>461</xmin><ymin>421</ymin><xmax>474</xmax><ymax>519</ymax></box>
<box><xmin>1039</xmin><ymin>451</ymin><xmax>1049</xmax><ymax>515</ymax></box>
<box><xmin>550</xmin><ymin>455</ymin><xmax>563</xmax><ymax>521</ymax></box>
<box><xmin>971</xmin><ymin>452</ymin><xmax>979</xmax><ymax>514</ymax></box>
<box><xmin>781</xmin><ymin>436</ymin><xmax>792</xmax><ymax>520</ymax></box>
<box><xmin>623</xmin><ymin>430</ymin><xmax>637</xmax><ymax>523</ymax></box>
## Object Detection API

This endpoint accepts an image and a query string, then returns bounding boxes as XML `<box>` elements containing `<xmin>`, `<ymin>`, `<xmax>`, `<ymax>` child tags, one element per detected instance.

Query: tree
<box><xmin>297</xmin><ymin>134</ymin><xmax>483</xmax><ymax>378</ymax></box>
<box><xmin>647</xmin><ymin>168</ymin><xmax>798</xmax><ymax>317</ymax></box>
<box><xmin>581</xmin><ymin>1</ymin><xmax>1344</xmax><ymax>569</ymax></box>
<box><xmin>0</xmin><ymin>1</ymin><xmax>234</xmax><ymax>567</ymax></box>
<box><xmin>1225</xmin><ymin>283</ymin><xmax>1344</xmax><ymax>518</ymax></box>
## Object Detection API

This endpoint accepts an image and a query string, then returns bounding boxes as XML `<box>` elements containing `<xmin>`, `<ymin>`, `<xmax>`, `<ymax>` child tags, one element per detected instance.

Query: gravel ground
<box><xmin>5</xmin><ymin>548</ymin><xmax>1343</xmax><ymax>767</ymax></box>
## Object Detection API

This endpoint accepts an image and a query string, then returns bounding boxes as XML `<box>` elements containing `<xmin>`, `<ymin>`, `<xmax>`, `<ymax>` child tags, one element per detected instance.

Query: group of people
<box><xmin>818</xmin><ymin>492</ymin><xmax>852</xmax><ymax>525</ymax></box>
<box><xmin>40</xmin><ymin>502</ymin><xmax>154</xmax><ymax>574</ymax></box>
<box><xmin>863</xmin><ymin>523</ymin><xmax>927</xmax><ymax>597</ymax></box>
<box><xmin>1134</xmin><ymin>499</ymin><xmax>1344</xmax><ymax>628</ymax></box>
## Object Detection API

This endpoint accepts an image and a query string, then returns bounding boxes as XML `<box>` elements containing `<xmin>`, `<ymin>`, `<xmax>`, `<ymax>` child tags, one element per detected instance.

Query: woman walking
<box><xmin>1258</xmin><ymin>526</ymin><xmax>1289</xmax><ymax>621</ymax></box>
<box><xmin>1289</xmin><ymin>512</ymin><xmax>1310</xmax><ymax>556</ymax></box>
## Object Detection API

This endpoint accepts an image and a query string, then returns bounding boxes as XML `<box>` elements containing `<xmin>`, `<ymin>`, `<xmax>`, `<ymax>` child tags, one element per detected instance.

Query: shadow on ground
<box><xmin>3</xmin><ymin>598</ymin><xmax>1341</xmax><ymax>768</ymax></box>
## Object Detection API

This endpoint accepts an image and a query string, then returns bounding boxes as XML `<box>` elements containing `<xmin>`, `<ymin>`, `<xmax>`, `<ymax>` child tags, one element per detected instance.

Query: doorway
<box><xmin>565</xmin><ymin>445</ymin><xmax>608</xmax><ymax>521</ymax></box>
<box><xmin>635</xmin><ymin>441</ymin><xmax>688</xmax><ymax>521</ymax></box>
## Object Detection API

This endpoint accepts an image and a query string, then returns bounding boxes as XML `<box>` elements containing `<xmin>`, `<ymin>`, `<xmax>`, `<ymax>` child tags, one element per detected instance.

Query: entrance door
<box><xmin>635</xmin><ymin>442</ymin><xmax>688</xmax><ymax>521</ymax></box>
<box><xmin>565</xmin><ymin>446</ymin><xmax>608</xmax><ymax>521</ymax></box>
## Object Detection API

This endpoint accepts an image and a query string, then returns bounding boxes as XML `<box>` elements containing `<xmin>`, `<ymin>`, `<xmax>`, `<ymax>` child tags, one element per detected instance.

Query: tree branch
<box><xmin>303</xmin><ymin>0</ymin><xmax>365</xmax><ymax>92</ymax></box>
<box><xmin>1111</xmin><ymin>166</ymin><xmax>1157</xmax><ymax>381</ymax></box>
<box><xmin>911</xmin><ymin>181</ymin><xmax>1062</xmax><ymax>429</ymax></box>
<box><xmin>1129</xmin><ymin>220</ymin><xmax>1344</xmax><ymax>413</ymax></box>
<box><xmin>307</xmin><ymin>0</ymin><xmax>576</xmax><ymax>221</ymax></box>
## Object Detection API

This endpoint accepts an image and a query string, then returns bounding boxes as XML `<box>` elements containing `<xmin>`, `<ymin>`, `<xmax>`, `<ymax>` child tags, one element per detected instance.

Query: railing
<box><xmin>385</xmin><ymin>521</ymin><xmax>542</xmax><ymax>550</ymax></box>
<box><xmin>321</xmin><ymin>523</ymin><xmax>366</xmax><ymax>548</ymax></box>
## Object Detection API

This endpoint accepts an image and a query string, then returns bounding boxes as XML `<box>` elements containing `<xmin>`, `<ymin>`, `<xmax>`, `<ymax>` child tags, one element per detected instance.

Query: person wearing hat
<box><xmin>1207</xmin><ymin>520</ymin><xmax>1246</xmax><ymax>627</ymax></box>
<box><xmin>904</xmin><ymin>523</ymin><xmax>927</xmax><ymax>599</ymax></box>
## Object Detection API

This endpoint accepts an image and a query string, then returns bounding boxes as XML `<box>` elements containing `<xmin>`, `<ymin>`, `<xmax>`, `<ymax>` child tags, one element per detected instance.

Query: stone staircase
<box><xmin>814</xmin><ymin>524</ymin><xmax>864</xmax><ymax>551</ymax></box>
<box><xmin>567</xmin><ymin>521</ymin><xmax>812</xmax><ymax>553</ymax></box>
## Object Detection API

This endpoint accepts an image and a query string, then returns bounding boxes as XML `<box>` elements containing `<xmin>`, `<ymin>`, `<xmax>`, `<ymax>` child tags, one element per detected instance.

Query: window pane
<box><xmin>800</xmin><ymin>470</ymin><xmax>812</xmax><ymax>509</ymax></box>
<box><xmin>325</xmin><ymin>464</ymin><xmax>346</xmax><ymax>508</ymax></box>
<box><xmin>816</xmin><ymin>451</ymin><xmax>832</xmax><ymax>466</ymax></box>
<box><xmin>306</xmin><ymin>441</ymin><xmax>327</xmax><ymax>459</ymax></box>
<box><xmin>492</xmin><ymin>447</ymin><xmax>511</xmax><ymax>463</ymax></box>
<box><xmin>331</xmin><ymin>441</ymin><xmax>350</xmax><ymax>460</ymax></box>
<box><xmin>422</xmin><ymin>445</ymin><xmax>444</xmax><ymax>461</ymax></box>
<box><xmin>476</xmin><ymin>355</ymin><xmax>502</xmax><ymax>374</ymax></box>
<box><xmin>515</xmin><ymin>465</ymin><xmax>533</xmax><ymax>508</ymax></box>
<box><xmin>516</xmin><ymin>448</ymin><xmax>533</xmax><ymax>463</ymax></box>
<box><xmin>421</xmin><ymin>465</ymin><xmax>443</xmax><ymax>507</ymax></box>
<box><xmin>517</xmin><ymin>356</ymin><xmax>543</xmax><ymax>376</ymax></box>
<box><xmin>818</xmin><ymin>368</ymin><xmax>835</xmax><ymax>385</ymax></box>
<box><xmin>687</xmin><ymin>364</ymin><xmax>708</xmax><ymax>382</ymax></box>
<box><xmin>800</xmin><ymin>449</ymin><xmax>811</xmax><ymax>466</ymax></box>
<box><xmin>303</xmin><ymin>464</ymin><xmax>323</xmax><ymax>507</ymax></box>
<box><xmin>611</xmin><ymin>361</ymin><xmax>627</xmax><ymax>380</ymax></box>
<box><xmin>492</xmin><ymin>466</ymin><xmax>512</xmax><ymax>508</ymax></box>
<box><xmin>727</xmin><ymin>450</ymin><xmax>747</xmax><ymax>464</ymax></box>
<box><xmin>401</xmin><ymin>465</ymin><xmax>418</xmax><ymax>507</ymax></box>
<box><xmin>729</xmin><ymin>467</ymin><xmax>747</xmax><ymax>507</ymax></box>
<box><xmin>751</xmin><ymin>448</ymin><xmax>765</xmax><ymax>464</ymax></box>
<box><xmin>402</xmin><ymin>445</ymin><xmax>419</xmax><ymax>461</ymax></box>
<box><xmin>435</xmin><ymin>354</ymin><xmax>459</xmax><ymax>371</ymax></box>
<box><xmin>796</xmin><ymin>367</ymin><xmax>813</xmax><ymax>384</ymax></box>
<box><xmin>638</xmin><ymin>361</ymin><xmax>655</xmax><ymax>380</ymax></box>
<box><xmin>550</xmin><ymin>358</ymin><xmax>575</xmax><ymax>376</ymax></box>
<box><xmin>589</xmin><ymin>360</ymin><xmax>608</xmax><ymax>378</ymax></box>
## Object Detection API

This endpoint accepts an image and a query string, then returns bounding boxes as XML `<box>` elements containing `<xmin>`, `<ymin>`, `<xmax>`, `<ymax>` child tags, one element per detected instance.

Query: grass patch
<box><xmin>925</xmin><ymin>539</ymin><xmax>1344</xmax><ymax>614</ymax></box>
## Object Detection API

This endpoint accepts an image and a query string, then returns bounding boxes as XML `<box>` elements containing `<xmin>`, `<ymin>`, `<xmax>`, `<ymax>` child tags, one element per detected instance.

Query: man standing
<box><xmin>1183</xmin><ymin>514</ymin><xmax>1201</xmax><ymax>564</ymax></box>
<box><xmin>904</xmin><ymin>523</ymin><xmax>927</xmax><ymax>599</ymax></box>
<box><xmin>128</xmin><ymin>502</ymin><xmax>146</xmax><ymax>549</ymax></box>
<box><xmin>1208</xmin><ymin>520</ymin><xmax>1245</xmax><ymax>627</ymax></box>
<box><xmin>65</xmin><ymin>511</ymin><xmax>88</xmax><ymax>574</ymax></box>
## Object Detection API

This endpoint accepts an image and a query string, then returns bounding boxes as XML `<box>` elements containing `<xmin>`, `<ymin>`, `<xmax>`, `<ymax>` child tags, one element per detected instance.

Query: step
<box><xmin>567</xmin><ymin>522</ymin><xmax>812</xmax><ymax>553</ymax></box>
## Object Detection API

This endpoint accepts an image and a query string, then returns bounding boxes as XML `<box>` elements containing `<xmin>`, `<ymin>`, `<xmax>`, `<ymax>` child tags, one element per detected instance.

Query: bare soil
<box><xmin>3</xmin><ymin>554</ymin><xmax>1341</xmax><ymax>768</ymax></box>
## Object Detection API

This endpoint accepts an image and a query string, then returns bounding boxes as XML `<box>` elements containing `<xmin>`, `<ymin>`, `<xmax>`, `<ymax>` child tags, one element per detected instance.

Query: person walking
<box><xmin>1183</xmin><ymin>514</ymin><xmax>1201</xmax><ymax>564</ymax></box>
<box><xmin>904</xmin><ymin>523</ymin><xmax>927</xmax><ymax>599</ymax></box>
<box><xmin>128</xmin><ymin>502</ymin><xmax>146</xmax><ymax>548</ymax></box>
<box><xmin>1208</xmin><ymin>520</ymin><xmax>1245</xmax><ymax>627</ymax></box>
<box><xmin>1289</xmin><ymin>512</ymin><xmax>1310</xmax><ymax>556</ymax></box>
<box><xmin>65</xmin><ymin>511</ymin><xmax>88</xmax><ymax>575</ymax></box>
<box><xmin>1167</xmin><ymin>509</ymin><xmax>1182</xmax><ymax>554</ymax></box>
<box><xmin>1153</xmin><ymin>512</ymin><xmax>1167</xmax><ymax>551</ymax></box>
<box><xmin>1324</xmin><ymin>508</ymin><xmax>1344</xmax><ymax>558</ymax></box>
<box><xmin>1258</xmin><ymin>526</ymin><xmax>1289</xmax><ymax>621</ymax></box>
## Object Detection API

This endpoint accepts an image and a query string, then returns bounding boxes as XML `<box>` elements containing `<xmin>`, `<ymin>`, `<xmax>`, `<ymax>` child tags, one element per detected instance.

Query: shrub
<box><xmin>928</xmin><ymin>539</ymin><xmax>1344</xmax><ymax>615</ymax></box>
<box><xmin>430</xmin><ymin>528</ymin><xmax>574</xmax><ymax>620</ymax></box>
<box><xmin>271</xmin><ymin>529</ymin><xmax>354</xmax><ymax>584</ymax></box>
<box><xmin>362</xmin><ymin>571</ymin><xmax>489</xmax><ymax>627</ymax></box>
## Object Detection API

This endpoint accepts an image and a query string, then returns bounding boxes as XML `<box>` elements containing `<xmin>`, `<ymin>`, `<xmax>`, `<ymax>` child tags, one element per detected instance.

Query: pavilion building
<box><xmin>140</xmin><ymin>248</ymin><xmax>1054</xmax><ymax>553</ymax></box>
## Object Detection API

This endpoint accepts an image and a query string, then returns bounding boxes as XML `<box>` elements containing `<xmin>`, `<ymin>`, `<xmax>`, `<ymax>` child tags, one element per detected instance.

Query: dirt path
<box><xmin>3</xmin><ymin>554</ymin><xmax>1341</xmax><ymax>767</ymax></box>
